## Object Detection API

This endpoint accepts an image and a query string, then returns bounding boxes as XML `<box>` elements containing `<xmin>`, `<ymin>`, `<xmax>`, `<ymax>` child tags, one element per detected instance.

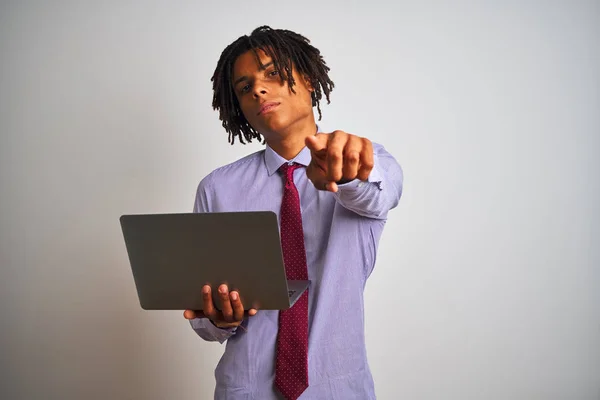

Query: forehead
<box><xmin>232</xmin><ymin>48</ymin><xmax>272</xmax><ymax>79</ymax></box>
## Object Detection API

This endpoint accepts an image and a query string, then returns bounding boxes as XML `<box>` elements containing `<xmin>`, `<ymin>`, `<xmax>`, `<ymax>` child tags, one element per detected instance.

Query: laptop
<box><xmin>119</xmin><ymin>211</ymin><xmax>309</xmax><ymax>311</ymax></box>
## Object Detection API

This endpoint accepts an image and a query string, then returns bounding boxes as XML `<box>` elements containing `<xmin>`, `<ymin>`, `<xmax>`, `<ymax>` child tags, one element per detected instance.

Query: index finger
<box><xmin>305</xmin><ymin>133</ymin><xmax>329</xmax><ymax>154</ymax></box>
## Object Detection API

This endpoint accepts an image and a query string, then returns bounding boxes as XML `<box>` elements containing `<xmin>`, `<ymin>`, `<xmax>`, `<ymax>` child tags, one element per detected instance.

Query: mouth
<box><xmin>257</xmin><ymin>102</ymin><xmax>280</xmax><ymax>116</ymax></box>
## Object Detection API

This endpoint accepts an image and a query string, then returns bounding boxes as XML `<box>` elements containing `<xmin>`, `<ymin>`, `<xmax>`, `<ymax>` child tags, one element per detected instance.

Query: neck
<box><xmin>265</xmin><ymin>118</ymin><xmax>318</xmax><ymax>160</ymax></box>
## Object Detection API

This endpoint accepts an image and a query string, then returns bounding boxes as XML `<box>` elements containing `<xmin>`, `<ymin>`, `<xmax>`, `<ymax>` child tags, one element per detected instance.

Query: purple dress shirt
<box><xmin>190</xmin><ymin>140</ymin><xmax>403</xmax><ymax>399</ymax></box>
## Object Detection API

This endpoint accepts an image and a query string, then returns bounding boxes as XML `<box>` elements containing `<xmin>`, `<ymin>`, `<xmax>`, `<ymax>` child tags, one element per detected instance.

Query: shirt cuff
<box><xmin>336</xmin><ymin>155</ymin><xmax>383</xmax><ymax>192</ymax></box>
<box><xmin>190</xmin><ymin>318</ymin><xmax>237</xmax><ymax>343</ymax></box>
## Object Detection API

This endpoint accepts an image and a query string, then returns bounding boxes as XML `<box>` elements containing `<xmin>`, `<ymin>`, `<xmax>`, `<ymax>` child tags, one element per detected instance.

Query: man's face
<box><xmin>232</xmin><ymin>48</ymin><xmax>314</xmax><ymax>140</ymax></box>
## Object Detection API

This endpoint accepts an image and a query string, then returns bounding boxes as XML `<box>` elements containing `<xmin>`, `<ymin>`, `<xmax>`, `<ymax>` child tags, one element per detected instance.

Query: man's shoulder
<box><xmin>197</xmin><ymin>149</ymin><xmax>265</xmax><ymax>190</ymax></box>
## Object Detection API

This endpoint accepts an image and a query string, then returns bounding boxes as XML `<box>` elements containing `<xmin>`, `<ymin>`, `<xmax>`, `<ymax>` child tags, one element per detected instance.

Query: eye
<box><xmin>240</xmin><ymin>84</ymin><xmax>251</xmax><ymax>94</ymax></box>
<box><xmin>268</xmin><ymin>70</ymin><xmax>279</xmax><ymax>77</ymax></box>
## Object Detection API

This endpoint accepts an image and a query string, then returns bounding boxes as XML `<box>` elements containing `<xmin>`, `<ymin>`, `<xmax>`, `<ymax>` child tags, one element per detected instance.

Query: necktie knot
<box><xmin>279</xmin><ymin>162</ymin><xmax>302</xmax><ymax>185</ymax></box>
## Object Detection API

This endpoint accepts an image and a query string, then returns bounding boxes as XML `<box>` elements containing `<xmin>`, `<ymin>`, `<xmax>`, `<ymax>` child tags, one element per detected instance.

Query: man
<box><xmin>184</xmin><ymin>26</ymin><xmax>403</xmax><ymax>399</ymax></box>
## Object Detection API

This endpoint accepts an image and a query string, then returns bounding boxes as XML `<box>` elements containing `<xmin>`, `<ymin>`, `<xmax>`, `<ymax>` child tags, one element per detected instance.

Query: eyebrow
<box><xmin>233</xmin><ymin>62</ymin><xmax>274</xmax><ymax>86</ymax></box>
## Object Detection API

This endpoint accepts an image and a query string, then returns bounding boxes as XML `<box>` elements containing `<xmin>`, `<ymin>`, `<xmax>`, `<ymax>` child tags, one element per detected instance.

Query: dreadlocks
<box><xmin>211</xmin><ymin>26</ymin><xmax>335</xmax><ymax>145</ymax></box>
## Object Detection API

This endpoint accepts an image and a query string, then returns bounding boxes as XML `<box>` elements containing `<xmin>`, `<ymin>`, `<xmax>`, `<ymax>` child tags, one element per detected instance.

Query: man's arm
<box><xmin>333</xmin><ymin>143</ymin><xmax>403</xmax><ymax>219</ymax></box>
<box><xmin>305</xmin><ymin>132</ymin><xmax>403</xmax><ymax>220</ymax></box>
<box><xmin>190</xmin><ymin>317</ymin><xmax>238</xmax><ymax>344</ymax></box>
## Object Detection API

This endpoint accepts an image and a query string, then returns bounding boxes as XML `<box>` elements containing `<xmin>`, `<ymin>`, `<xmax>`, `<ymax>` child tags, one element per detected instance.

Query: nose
<box><xmin>252</xmin><ymin>81</ymin><xmax>268</xmax><ymax>98</ymax></box>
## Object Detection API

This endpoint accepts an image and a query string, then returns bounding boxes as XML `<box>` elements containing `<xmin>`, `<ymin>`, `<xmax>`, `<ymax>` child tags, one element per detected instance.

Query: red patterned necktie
<box><xmin>274</xmin><ymin>162</ymin><xmax>309</xmax><ymax>400</ymax></box>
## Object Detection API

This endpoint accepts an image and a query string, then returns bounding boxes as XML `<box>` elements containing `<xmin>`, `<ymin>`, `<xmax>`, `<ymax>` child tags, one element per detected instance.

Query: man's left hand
<box><xmin>305</xmin><ymin>130</ymin><xmax>374</xmax><ymax>192</ymax></box>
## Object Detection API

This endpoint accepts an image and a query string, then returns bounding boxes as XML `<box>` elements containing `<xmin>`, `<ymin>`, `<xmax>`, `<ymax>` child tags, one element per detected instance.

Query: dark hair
<box><xmin>211</xmin><ymin>26</ymin><xmax>335</xmax><ymax>144</ymax></box>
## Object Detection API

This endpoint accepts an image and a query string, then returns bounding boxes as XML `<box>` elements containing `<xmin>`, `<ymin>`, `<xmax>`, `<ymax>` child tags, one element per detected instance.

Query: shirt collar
<box><xmin>264</xmin><ymin>144</ymin><xmax>312</xmax><ymax>176</ymax></box>
<box><xmin>263</xmin><ymin>124</ymin><xmax>320</xmax><ymax>176</ymax></box>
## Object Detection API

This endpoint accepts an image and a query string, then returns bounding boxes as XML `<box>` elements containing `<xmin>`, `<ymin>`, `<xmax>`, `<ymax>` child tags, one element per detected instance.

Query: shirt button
<box><xmin>358</xmin><ymin>182</ymin><xmax>364</xmax><ymax>188</ymax></box>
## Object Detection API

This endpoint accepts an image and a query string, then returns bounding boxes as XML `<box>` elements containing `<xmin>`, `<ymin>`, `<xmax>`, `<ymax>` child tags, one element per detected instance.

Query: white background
<box><xmin>1</xmin><ymin>1</ymin><xmax>599</xmax><ymax>399</ymax></box>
